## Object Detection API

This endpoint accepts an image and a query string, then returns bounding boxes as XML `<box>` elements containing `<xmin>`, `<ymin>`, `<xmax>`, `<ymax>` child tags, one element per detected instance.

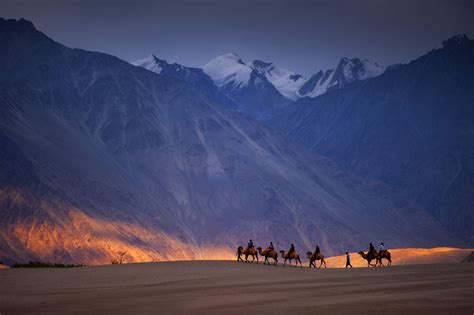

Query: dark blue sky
<box><xmin>1</xmin><ymin>0</ymin><xmax>473</xmax><ymax>75</ymax></box>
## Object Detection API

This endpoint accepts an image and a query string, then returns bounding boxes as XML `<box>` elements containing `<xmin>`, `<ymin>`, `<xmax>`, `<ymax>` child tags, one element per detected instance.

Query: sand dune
<box><xmin>1</xmin><ymin>259</ymin><xmax>473</xmax><ymax>314</ymax></box>
<box><xmin>325</xmin><ymin>247</ymin><xmax>474</xmax><ymax>268</ymax></box>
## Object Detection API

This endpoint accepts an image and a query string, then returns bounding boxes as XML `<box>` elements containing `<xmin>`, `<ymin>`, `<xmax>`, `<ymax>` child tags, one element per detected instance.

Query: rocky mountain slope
<box><xmin>0</xmin><ymin>18</ymin><xmax>464</xmax><ymax>264</ymax></box>
<box><xmin>269</xmin><ymin>34</ymin><xmax>474</xmax><ymax>245</ymax></box>
<box><xmin>132</xmin><ymin>54</ymin><xmax>233</xmax><ymax>107</ymax></box>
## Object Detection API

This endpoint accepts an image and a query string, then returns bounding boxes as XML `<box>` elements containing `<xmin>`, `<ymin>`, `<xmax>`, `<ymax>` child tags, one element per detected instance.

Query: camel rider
<box><xmin>315</xmin><ymin>245</ymin><xmax>321</xmax><ymax>255</ymax></box>
<box><xmin>289</xmin><ymin>243</ymin><xmax>295</xmax><ymax>254</ymax></box>
<box><xmin>269</xmin><ymin>242</ymin><xmax>274</xmax><ymax>250</ymax></box>
<box><xmin>379</xmin><ymin>242</ymin><xmax>385</xmax><ymax>252</ymax></box>
<box><xmin>369</xmin><ymin>243</ymin><xmax>375</xmax><ymax>254</ymax></box>
<box><xmin>247</xmin><ymin>239</ymin><xmax>254</xmax><ymax>249</ymax></box>
<box><xmin>369</xmin><ymin>243</ymin><xmax>376</xmax><ymax>259</ymax></box>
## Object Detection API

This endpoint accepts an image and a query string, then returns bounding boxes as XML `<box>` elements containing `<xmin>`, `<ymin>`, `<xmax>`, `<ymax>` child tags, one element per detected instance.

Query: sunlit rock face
<box><xmin>0</xmin><ymin>19</ymin><xmax>464</xmax><ymax>265</ymax></box>
<box><xmin>269</xmin><ymin>34</ymin><xmax>474</xmax><ymax>246</ymax></box>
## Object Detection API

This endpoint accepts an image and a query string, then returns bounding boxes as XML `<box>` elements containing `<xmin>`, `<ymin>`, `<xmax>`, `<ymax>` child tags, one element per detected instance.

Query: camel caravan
<box><xmin>237</xmin><ymin>240</ymin><xmax>392</xmax><ymax>268</ymax></box>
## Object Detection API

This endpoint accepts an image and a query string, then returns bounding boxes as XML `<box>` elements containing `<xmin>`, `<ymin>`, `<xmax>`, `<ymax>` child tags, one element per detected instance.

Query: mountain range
<box><xmin>269</xmin><ymin>33</ymin><xmax>474</xmax><ymax>245</ymax></box>
<box><xmin>0</xmin><ymin>18</ymin><xmax>471</xmax><ymax>265</ymax></box>
<box><xmin>135</xmin><ymin>52</ymin><xmax>385</xmax><ymax>119</ymax></box>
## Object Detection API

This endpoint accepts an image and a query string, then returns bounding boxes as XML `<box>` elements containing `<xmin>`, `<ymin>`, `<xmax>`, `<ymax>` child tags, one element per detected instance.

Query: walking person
<box><xmin>345</xmin><ymin>252</ymin><xmax>353</xmax><ymax>268</ymax></box>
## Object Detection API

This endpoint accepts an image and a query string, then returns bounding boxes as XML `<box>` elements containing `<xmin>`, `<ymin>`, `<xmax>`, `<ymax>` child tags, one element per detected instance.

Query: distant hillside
<box><xmin>269</xmin><ymin>34</ymin><xmax>474</xmax><ymax>245</ymax></box>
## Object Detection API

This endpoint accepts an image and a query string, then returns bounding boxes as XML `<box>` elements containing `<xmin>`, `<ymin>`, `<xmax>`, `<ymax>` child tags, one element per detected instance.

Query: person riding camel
<box><xmin>315</xmin><ymin>245</ymin><xmax>321</xmax><ymax>255</ymax></box>
<box><xmin>269</xmin><ymin>242</ymin><xmax>274</xmax><ymax>250</ymax></box>
<box><xmin>379</xmin><ymin>242</ymin><xmax>385</xmax><ymax>252</ymax></box>
<box><xmin>369</xmin><ymin>243</ymin><xmax>375</xmax><ymax>253</ymax></box>
<box><xmin>289</xmin><ymin>243</ymin><xmax>295</xmax><ymax>254</ymax></box>
<box><xmin>247</xmin><ymin>239</ymin><xmax>254</xmax><ymax>249</ymax></box>
<box><xmin>369</xmin><ymin>243</ymin><xmax>376</xmax><ymax>259</ymax></box>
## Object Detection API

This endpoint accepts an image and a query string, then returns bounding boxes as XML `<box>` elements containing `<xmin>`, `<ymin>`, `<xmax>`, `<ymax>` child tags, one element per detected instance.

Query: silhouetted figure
<box><xmin>315</xmin><ymin>245</ymin><xmax>321</xmax><ymax>255</ymax></box>
<box><xmin>289</xmin><ymin>243</ymin><xmax>295</xmax><ymax>254</ymax></box>
<box><xmin>345</xmin><ymin>252</ymin><xmax>353</xmax><ymax>268</ymax></box>
<box><xmin>269</xmin><ymin>242</ymin><xmax>274</xmax><ymax>250</ymax></box>
<box><xmin>369</xmin><ymin>243</ymin><xmax>376</xmax><ymax>260</ymax></box>
<box><xmin>247</xmin><ymin>239</ymin><xmax>254</xmax><ymax>249</ymax></box>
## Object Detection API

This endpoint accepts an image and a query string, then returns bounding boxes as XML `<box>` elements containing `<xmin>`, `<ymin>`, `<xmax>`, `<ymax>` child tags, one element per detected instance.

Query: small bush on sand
<box><xmin>116</xmin><ymin>251</ymin><xmax>127</xmax><ymax>264</ymax></box>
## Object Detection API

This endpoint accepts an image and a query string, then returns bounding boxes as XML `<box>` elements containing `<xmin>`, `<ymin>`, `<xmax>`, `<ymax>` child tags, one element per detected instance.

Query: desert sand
<box><xmin>325</xmin><ymin>247</ymin><xmax>474</xmax><ymax>267</ymax></box>
<box><xmin>1</xmin><ymin>259</ymin><xmax>473</xmax><ymax>314</ymax></box>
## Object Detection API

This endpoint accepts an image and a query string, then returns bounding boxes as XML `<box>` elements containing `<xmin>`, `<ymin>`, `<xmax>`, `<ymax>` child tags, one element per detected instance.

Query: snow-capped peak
<box><xmin>132</xmin><ymin>54</ymin><xmax>168</xmax><ymax>74</ymax></box>
<box><xmin>338</xmin><ymin>57</ymin><xmax>385</xmax><ymax>82</ymax></box>
<box><xmin>204</xmin><ymin>52</ymin><xmax>386</xmax><ymax>101</ymax></box>
<box><xmin>299</xmin><ymin>57</ymin><xmax>385</xmax><ymax>98</ymax></box>
<box><xmin>203</xmin><ymin>53</ymin><xmax>252</xmax><ymax>89</ymax></box>
<box><xmin>250</xmin><ymin>59</ymin><xmax>307</xmax><ymax>100</ymax></box>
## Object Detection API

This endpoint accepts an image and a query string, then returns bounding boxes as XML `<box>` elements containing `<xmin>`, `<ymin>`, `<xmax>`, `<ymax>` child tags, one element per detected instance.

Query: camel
<box><xmin>257</xmin><ymin>247</ymin><xmax>278</xmax><ymax>266</ymax></box>
<box><xmin>237</xmin><ymin>246</ymin><xmax>259</xmax><ymax>263</ymax></box>
<box><xmin>279</xmin><ymin>250</ymin><xmax>302</xmax><ymax>267</ymax></box>
<box><xmin>358</xmin><ymin>250</ymin><xmax>392</xmax><ymax>267</ymax></box>
<box><xmin>306</xmin><ymin>251</ymin><xmax>327</xmax><ymax>268</ymax></box>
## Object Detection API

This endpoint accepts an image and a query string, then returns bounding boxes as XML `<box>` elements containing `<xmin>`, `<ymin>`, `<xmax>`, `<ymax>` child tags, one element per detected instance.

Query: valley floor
<box><xmin>0</xmin><ymin>261</ymin><xmax>473</xmax><ymax>314</ymax></box>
